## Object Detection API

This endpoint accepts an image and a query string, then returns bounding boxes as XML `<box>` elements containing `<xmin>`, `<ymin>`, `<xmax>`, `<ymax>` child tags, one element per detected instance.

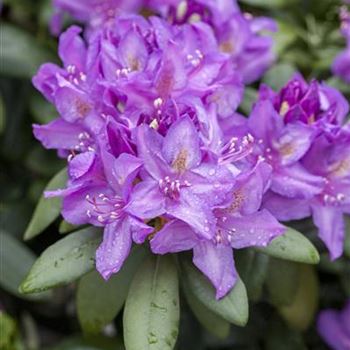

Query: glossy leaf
<box><xmin>123</xmin><ymin>255</ymin><xmax>180</xmax><ymax>350</ymax></box>
<box><xmin>182</xmin><ymin>260</ymin><xmax>248</xmax><ymax>326</ymax></box>
<box><xmin>0</xmin><ymin>231</ymin><xmax>50</xmax><ymax>300</ymax></box>
<box><xmin>256</xmin><ymin>227</ymin><xmax>320</xmax><ymax>264</ymax></box>
<box><xmin>77</xmin><ymin>247</ymin><xmax>146</xmax><ymax>334</ymax></box>
<box><xmin>182</xmin><ymin>281</ymin><xmax>230</xmax><ymax>339</ymax></box>
<box><xmin>20</xmin><ymin>227</ymin><xmax>101</xmax><ymax>294</ymax></box>
<box><xmin>24</xmin><ymin>168</ymin><xmax>67</xmax><ymax>240</ymax></box>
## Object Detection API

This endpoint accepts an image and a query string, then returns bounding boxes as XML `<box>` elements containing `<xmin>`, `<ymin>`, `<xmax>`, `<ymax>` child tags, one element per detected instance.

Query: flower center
<box><xmin>85</xmin><ymin>193</ymin><xmax>124</xmax><ymax>224</ymax></box>
<box><xmin>158</xmin><ymin>176</ymin><xmax>191</xmax><ymax>200</ymax></box>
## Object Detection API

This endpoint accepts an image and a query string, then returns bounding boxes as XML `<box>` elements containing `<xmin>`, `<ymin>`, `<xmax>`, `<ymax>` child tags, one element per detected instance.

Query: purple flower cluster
<box><xmin>317</xmin><ymin>300</ymin><xmax>350</xmax><ymax>350</ymax></box>
<box><xmin>332</xmin><ymin>5</ymin><xmax>350</xmax><ymax>83</ymax></box>
<box><xmin>32</xmin><ymin>1</ymin><xmax>349</xmax><ymax>299</ymax></box>
<box><xmin>259</xmin><ymin>75</ymin><xmax>350</xmax><ymax>260</ymax></box>
<box><xmin>51</xmin><ymin>0</ymin><xmax>277</xmax><ymax>84</ymax></box>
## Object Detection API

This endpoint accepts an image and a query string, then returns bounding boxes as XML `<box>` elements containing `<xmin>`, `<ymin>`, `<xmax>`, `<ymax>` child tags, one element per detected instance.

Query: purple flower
<box><xmin>317</xmin><ymin>300</ymin><xmax>350</xmax><ymax>350</ymax></box>
<box><xmin>148</xmin><ymin>0</ymin><xmax>277</xmax><ymax>83</ymax></box>
<box><xmin>332</xmin><ymin>6</ymin><xmax>350</xmax><ymax>83</ymax></box>
<box><xmin>47</xmin><ymin>146</ymin><xmax>153</xmax><ymax>280</ymax></box>
<box><xmin>151</xmin><ymin>161</ymin><xmax>285</xmax><ymax>299</ymax></box>
<box><xmin>264</xmin><ymin>127</ymin><xmax>350</xmax><ymax>260</ymax></box>
<box><xmin>32</xmin><ymin>26</ymin><xmax>107</xmax><ymax>157</ymax></box>
<box><xmin>51</xmin><ymin>0</ymin><xmax>143</xmax><ymax>34</ymax></box>
<box><xmin>127</xmin><ymin>116</ymin><xmax>235</xmax><ymax>240</ymax></box>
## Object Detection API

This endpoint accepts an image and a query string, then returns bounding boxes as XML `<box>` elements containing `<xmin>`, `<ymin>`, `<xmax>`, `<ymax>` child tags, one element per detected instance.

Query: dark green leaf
<box><xmin>266</xmin><ymin>259</ymin><xmax>300</xmax><ymax>306</ymax></box>
<box><xmin>182</xmin><ymin>260</ymin><xmax>248</xmax><ymax>326</ymax></box>
<box><xmin>0</xmin><ymin>23</ymin><xmax>56</xmax><ymax>78</ymax></box>
<box><xmin>256</xmin><ymin>227</ymin><xmax>320</xmax><ymax>264</ymax></box>
<box><xmin>24</xmin><ymin>168</ymin><xmax>67</xmax><ymax>240</ymax></box>
<box><xmin>239</xmin><ymin>87</ymin><xmax>257</xmax><ymax>115</ymax></box>
<box><xmin>77</xmin><ymin>247</ymin><xmax>146</xmax><ymax>334</ymax></box>
<box><xmin>30</xmin><ymin>93</ymin><xmax>57</xmax><ymax>124</ymax></box>
<box><xmin>20</xmin><ymin>227</ymin><xmax>101</xmax><ymax>294</ymax></box>
<box><xmin>236</xmin><ymin>250</ymin><xmax>269</xmax><ymax>301</ymax></box>
<box><xmin>0</xmin><ymin>231</ymin><xmax>50</xmax><ymax>300</ymax></box>
<box><xmin>182</xmin><ymin>281</ymin><xmax>230</xmax><ymax>339</ymax></box>
<box><xmin>279</xmin><ymin>265</ymin><xmax>319</xmax><ymax>330</ymax></box>
<box><xmin>239</xmin><ymin>0</ymin><xmax>299</xmax><ymax>8</ymax></box>
<box><xmin>59</xmin><ymin>220</ymin><xmax>80</xmax><ymax>234</ymax></box>
<box><xmin>123</xmin><ymin>255</ymin><xmax>179</xmax><ymax>350</ymax></box>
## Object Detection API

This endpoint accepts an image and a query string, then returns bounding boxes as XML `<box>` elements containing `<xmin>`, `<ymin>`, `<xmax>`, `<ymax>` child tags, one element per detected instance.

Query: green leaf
<box><xmin>20</xmin><ymin>227</ymin><xmax>101</xmax><ymax>294</ymax></box>
<box><xmin>344</xmin><ymin>216</ymin><xmax>350</xmax><ymax>259</ymax></box>
<box><xmin>0</xmin><ymin>231</ymin><xmax>51</xmax><ymax>300</ymax></box>
<box><xmin>59</xmin><ymin>220</ymin><xmax>80</xmax><ymax>234</ymax></box>
<box><xmin>0</xmin><ymin>94</ymin><xmax>5</xmax><ymax>135</ymax></box>
<box><xmin>262</xmin><ymin>63</ymin><xmax>296</xmax><ymax>91</ymax></box>
<box><xmin>77</xmin><ymin>247</ymin><xmax>146</xmax><ymax>334</ymax></box>
<box><xmin>279</xmin><ymin>265</ymin><xmax>319</xmax><ymax>331</ymax></box>
<box><xmin>256</xmin><ymin>227</ymin><xmax>320</xmax><ymax>264</ymax></box>
<box><xmin>182</xmin><ymin>281</ymin><xmax>230</xmax><ymax>339</ymax></box>
<box><xmin>181</xmin><ymin>260</ymin><xmax>248</xmax><ymax>326</ymax></box>
<box><xmin>24</xmin><ymin>168</ymin><xmax>67</xmax><ymax>240</ymax></box>
<box><xmin>235</xmin><ymin>250</ymin><xmax>269</xmax><ymax>302</ymax></box>
<box><xmin>239</xmin><ymin>0</ymin><xmax>299</xmax><ymax>8</ymax></box>
<box><xmin>0</xmin><ymin>312</ymin><xmax>24</xmax><ymax>350</ymax></box>
<box><xmin>266</xmin><ymin>259</ymin><xmax>300</xmax><ymax>306</ymax></box>
<box><xmin>265</xmin><ymin>315</ymin><xmax>307</xmax><ymax>350</ymax></box>
<box><xmin>239</xmin><ymin>87</ymin><xmax>257</xmax><ymax>115</ymax></box>
<box><xmin>123</xmin><ymin>255</ymin><xmax>180</xmax><ymax>350</ymax></box>
<box><xmin>0</xmin><ymin>23</ymin><xmax>56</xmax><ymax>78</ymax></box>
<box><xmin>45</xmin><ymin>335</ymin><xmax>124</xmax><ymax>350</ymax></box>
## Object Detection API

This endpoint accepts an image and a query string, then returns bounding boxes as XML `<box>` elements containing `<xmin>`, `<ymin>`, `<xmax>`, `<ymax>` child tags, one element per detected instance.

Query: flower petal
<box><xmin>312</xmin><ymin>204</ymin><xmax>345</xmax><ymax>260</ymax></box>
<box><xmin>221</xmin><ymin>209</ymin><xmax>286</xmax><ymax>249</ymax></box>
<box><xmin>136</xmin><ymin>124</ymin><xmax>169</xmax><ymax>179</ymax></box>
<box><xmin>126</xmin><ymin>180</ymin><xmax>166</xmax><ymax>219</ymax></box>
<box><xmin>166</xmin><ymin>190</ymin><xmax>216</xmax><ymax>239</ymax></box>
<box><xmin>33</xmin><ymin>118</ymin><xmax>86</xmax><ymax>150</ymax></box>
<box><xmin>193</xmin><ymin>242</ymin><xmax>238</xmax><ymax>299</ymax></box>
<box><xmin>162</xmin><ymin>116</ymin><xmax>201</xmax><ymax>172</ymax></box>
<box><xmin>271</xmin><ymin>163</ymin><xmax>325</xmax><ymax>199</ymax></box>
<box><xmin>263</xmin><ymin>191</ymin><xmax>311</xmax><ymax>221</ymax></box>
<box><xmin>150</xmin><ymin>220</ymin><xmax>197</xmax><ymax>254</ymax></box>
<box><xmin>96</xmin><ymin>219</ymin><xmax>132</xmax><ymax>280</ymax></box>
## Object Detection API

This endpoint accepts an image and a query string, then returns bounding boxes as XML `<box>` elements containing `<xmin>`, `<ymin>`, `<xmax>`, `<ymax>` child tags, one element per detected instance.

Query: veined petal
<box><xmin>166</xmin><ymin>190</ymin><xmax>216</xmax><ymax>239</ymax></box>
<box><xmin>274</xmin><ymin>123</ymin><xmax>314</xmax><ymax>166</ymax></box>
<box><xmin>128</xmin><ymin>216</ymin><xmax>154</xmax><ymax>244</ymax></box>
<box><xmin>126</xmin><ymin>180</ymin><xmax>166</xmax><ymax>219</ymax></box>
<box><xmin>222</xmin><ymin>209</ymin><xmax>286</xmax><ymax>249</ymax></box>
<box><xmin>151</xmin><ymin>220</ymin><xmax>197</xmax><ymax>254</ymax></box>
<box><xmin>271</xmin><ymin>164</ymin><xmax>325</xmax><ymax>199</ymax></box>
<box><xmin>162</xmin><ymin>116</ymin><xmax>201</xmax><ymax>172</ymax></box>
<box><xmin>33</xmin><ymin>118</ymin><xmax>86</xmax><ymax>150</ymax></box>
<box><xmin>68</xmin><ymin>151</ymin><xmax>96</xmax><ymax>180</ymax></box>
<box><xmin>96</xmin><ymin>218</ymin><xmax>133</xmax><ymax>280</ymax></box>
<box><xmin>312</xmin><ymin>204</ymin><xmax>345</xmax><ymax>260</ymax></box>
<box><xmin>112</xmin><ymin>153</ymin><xmax>143</xmax><ymax>200</ymax></box>
<box><xmin>58</xmin><ymin>26</ymin><xmax>86</xmax><ymax>70</ymax></box>
<box><xmin>136</xmin><ymin>124</ymin><xmax>169</xmax><ymax>179</ymax></box>
<box><xmin>193</xmin><ymin>242</ymin><xmax>238</xmax><ymax>300</ymax></box>
<box><xmin>263</xmin><ymin>191</ymin><xmax>311</xmax><ymax>221</ymax></box>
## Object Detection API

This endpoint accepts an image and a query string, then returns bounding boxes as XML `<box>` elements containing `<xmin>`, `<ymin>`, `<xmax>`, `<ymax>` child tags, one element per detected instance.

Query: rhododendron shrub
<box><xmin>1</xmin><ymin>0</ymin><xmax>349</xmax><ymax>349</ymax></box>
